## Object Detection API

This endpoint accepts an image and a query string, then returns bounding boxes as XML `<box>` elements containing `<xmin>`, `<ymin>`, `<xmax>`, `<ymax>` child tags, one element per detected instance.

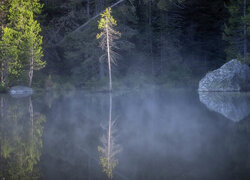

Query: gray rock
<box><xmin>9</xmin><ymin>86</ymin><xmax>33</xmax><ymax>98</ymax></box>
<box><xmin>198</xmin><ymin>59</ymin><xmax>250</xmax><ymax>92</ymax></box>
<box><xmin>199</xmin><ymin>92</ymin><xmax>250</xmax><ymax>122</ymax></box>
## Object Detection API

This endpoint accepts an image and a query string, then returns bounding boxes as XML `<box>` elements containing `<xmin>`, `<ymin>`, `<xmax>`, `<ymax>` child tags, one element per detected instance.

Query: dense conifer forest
<box><xmin>0</xmin><ymin>0</ymin><xmax>249</xmax><ymax>91</ymax></box>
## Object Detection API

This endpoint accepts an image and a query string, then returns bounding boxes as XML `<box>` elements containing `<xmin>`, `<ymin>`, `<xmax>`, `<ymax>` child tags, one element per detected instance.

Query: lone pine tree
<box><xmin>97</xmin><ymin>7</ymin><xmax>120</xmax><ymax>91</ymax></box>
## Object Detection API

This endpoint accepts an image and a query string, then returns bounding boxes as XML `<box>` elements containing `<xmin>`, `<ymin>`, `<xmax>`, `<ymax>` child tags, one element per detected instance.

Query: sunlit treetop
<box><xmin>96</xmin><ymin>7</ymin><xmax>119</xmax><ymax>39</ymax></box>
<box><xmin>98</xmin><ymin>8</ymin><xmax>117</xmax><ymax>28</ymax></box>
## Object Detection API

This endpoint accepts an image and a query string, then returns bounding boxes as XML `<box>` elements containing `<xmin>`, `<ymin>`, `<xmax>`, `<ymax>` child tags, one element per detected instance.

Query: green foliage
<box><xmin>98</xmin><ymin>146</ymin><xmax>118</xmax><ymax>179</ymax></box>
<box><xmin>0</xmin><ymin>0</ymin><xmax>45</xmax><ymax>88</ymax></box>
<box><xmin>223</xmin><ymin>0</ymin><xmax>250</xmax><ymax>61</ymax></box>
<box><xmin>1</xmin><ymin>27</ymin><xmax>19</xmax><ymax>73</ymax></box>
<box><xmin>33</xmin><ymin>0</ymin><xmax>230</xmax><ymax>89</ymax></box>
<box><xmin>0</xmin><ymin>82</ymin><xmax>7</xmax><ymax>93</ymax></box>
<box><xmin>96</xmin><ymin>7</ymin><xmax>118</xmax><ymax>39</ymax></box>
<box><xmin>0</xmin><ymin>27</ymin><xmax>19</xmax><ymax>87</ymax></box>
<box><xmin>0</xmin><ymin>0</ymin><xmax>9</xmax><ymax>30</ymax></box>
<box><xmin>0</xmin><ymin>96</ymin><xmax>45</xmax><ymax>179</ymax></box>
<box><xmin>25</xmin><ymin>12</ymin><xmax>45</xmax><ymax>70</ymax></box>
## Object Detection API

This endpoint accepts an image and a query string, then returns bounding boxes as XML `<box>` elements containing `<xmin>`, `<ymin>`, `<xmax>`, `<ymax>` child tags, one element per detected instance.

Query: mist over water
<box><xmin>0</xmin><ymin>89</ymin><xmax>250</xmax><ymax>179</ymax></box>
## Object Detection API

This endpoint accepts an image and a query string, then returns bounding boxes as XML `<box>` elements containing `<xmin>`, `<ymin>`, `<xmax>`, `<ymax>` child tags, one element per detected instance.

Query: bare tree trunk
<box><xmin>160</xmin><ymin>12</ymin><xmax>165</xmax><ymax>75</ymax></box>
<box><xmin>29</xmin><ymin>47</ymin><xmax>34</xmax><ymax>87</ymax></box>
<box><xmin>160</xmin><ymin>30</ymin><xmax>163</xmax><ymax>74</ymax></box>
<box><xmin>95</xmin><ymin>0</ymin><xmax>99</xmax><ymax>14</ymax></box>
<box><xmin>0</xmin><ymin>25</ymin><xmax>4</xmax><ymax>86</ymax></box>
<box><xmin>148</xmin><ymin>1</ymin><xmax>154</xmax><ymax>75</ymax></box>
<box><xmin>1</xmin><ymin>63</ymin><xmax>4</xmax><ymax>85</ymax></box>
<box><xmin>3</xmin><ymin>62</ymin><xmax>8</xmax><ymax>88</ymax></box>
<box><xmin>87</xmin><ymin>0</ymin><xmax>90</xmax><ymax>19</ymax></box>
<box><xmin>243</xmin><ymin>0</ymin><xmax>247</xmax><ymax>62</ymax></box>
<box><xmin>106</xmin><ymin>19</ymin><xmax>112</xmax><ymax>91</ymax></box>
<box><xmin>95</xmin><ymin>0</ymin><xmax>105</xmax><ymax>14</ymax></box>
<box><xmin>100</xmin><ymin>0</ymin><xmax>105</xmax><ymax>10</ymax></box>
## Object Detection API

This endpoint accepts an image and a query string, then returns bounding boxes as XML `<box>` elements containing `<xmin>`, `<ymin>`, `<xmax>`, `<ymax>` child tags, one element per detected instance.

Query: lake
<box><xmin>0</xmin><ymin>89</ymin><xmax>250</xmax><ymax>180</ymax></box>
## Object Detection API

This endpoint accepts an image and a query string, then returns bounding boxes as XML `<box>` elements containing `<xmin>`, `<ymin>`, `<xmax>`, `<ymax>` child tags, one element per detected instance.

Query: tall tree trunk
<box><xmin>148</xmin><ymin>1</ymin><xmax>154</xmax><ymax>75</ymax></box>
<box><xmin>0</xmin><ymin>25</ymin><xmax>3</xmax><ymax>87</ymax></box>
<box><xmin>160</xmin><ymin>11</ymin><xmax>166</xmax><ymax>75</ymax></box>
<box><xmin>95</xmin><ymin>0</ymin><xmax>105</xmax><ymax>14</ymax></box>
<box><xmin>29</xmin><ymin>47</ymin><xmax>34</xmax><ymax>87</ymax></box>
<box><xmin>243</xmin><ymin>0</ymin><xmax>247</xmax><ymax>61</ymax></box>
<box><xmin>87</xmin><ymin>0</ymin><xmax>90</xmax><ymax>19</ymax></box>
<box><xmin>3</xmin><ymin>62</ymin><xmax>8</xmax><ymax>88</ymax></box>
<box><xmin>106</xmin><ymin>19</ymin><xmax>112</xmax><ymax>91</ymax></box>
<box><xmin>95</xmin><ymin>0</ymin><xmax>99</xmax><ymax>14</ymax></box>
<box><xmin>160</xmin><ymin>29</ymin><xmax>163</xmax><ymax>74</ymax></box>
<box><xmin>1</xmin><ymin>62</ymin><xmax>4</xmax><ymax>86</ymax></box>
<box><xmin>101</xmin><ymin>0</ymin><xmax>105</xmax><ymax>10</ymax></box>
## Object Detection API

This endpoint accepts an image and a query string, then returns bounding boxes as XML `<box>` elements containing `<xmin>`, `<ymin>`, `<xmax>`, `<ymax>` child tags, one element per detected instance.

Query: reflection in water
<box><xmin>0</xmin><ymin>95</ymin><xmax>45</xmax><ymax>179</ymax></box>
<box><xmin>0</xmin><ymin>90</ymin><xmax>250</xmax><ymax>179</ymax></box>
<box><xmin>199</xmin><ymin>92</ymin><xmax>250</xmax><ymax>122</ymax></box>
<box><xmin>98</xmin><ymin>94</ymin><xmax>121</xmax><ymax>179</ymax></box>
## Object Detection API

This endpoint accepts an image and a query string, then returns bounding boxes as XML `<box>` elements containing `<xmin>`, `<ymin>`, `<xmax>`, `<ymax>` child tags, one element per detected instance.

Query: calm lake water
<box><xmin>0</xmin><ymin>89</ymin><xmax>250</xmax><ymax>180</ymax></box>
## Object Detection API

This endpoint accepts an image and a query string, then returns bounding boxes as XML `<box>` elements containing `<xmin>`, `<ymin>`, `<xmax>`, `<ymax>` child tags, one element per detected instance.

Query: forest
<box><xmin>0</xmin><ymin>0</ymin><xmax>249</xmax><ymax>92</ymax></box>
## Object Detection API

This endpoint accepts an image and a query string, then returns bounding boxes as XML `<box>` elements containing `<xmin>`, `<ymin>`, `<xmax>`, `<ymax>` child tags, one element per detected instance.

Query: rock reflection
<box><xmin>98</xmin><ymin>94</ymin><xmax>121</xmax><ymax>179</ymax></box>
<box><xmin>0</xmin><ymin>95</ymin><xmax>45</xmax><ymax>179</ymax></box>
<box><xmin>199</xmin><ymin>92</ymin><xmax>250</xmax><ymax>122</ymax></box>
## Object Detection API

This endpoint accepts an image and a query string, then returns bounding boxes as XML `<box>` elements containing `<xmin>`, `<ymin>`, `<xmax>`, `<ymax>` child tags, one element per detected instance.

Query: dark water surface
<box><xmin>1</xmin><ymin>90</ymin><xmax>250</xmax><ymax>180</ymax></box>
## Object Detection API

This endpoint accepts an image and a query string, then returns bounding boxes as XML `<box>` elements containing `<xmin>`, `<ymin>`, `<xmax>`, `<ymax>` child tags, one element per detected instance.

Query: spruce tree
<box><xmin>223</xmin><ymin>0</ymin><xmax>250</xmax><ymax>63</ymax></box>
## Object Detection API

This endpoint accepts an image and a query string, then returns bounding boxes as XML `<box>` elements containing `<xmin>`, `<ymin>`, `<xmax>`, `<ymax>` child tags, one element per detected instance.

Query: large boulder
<box><xmin>9</xmin><ymin>86</ymin><xmax>33</xmax><ymax>98</ymax></box>
<box><xmin>199</xmin><ymin>92</ymin><xmax>250</xmax><ymax>122</ymax></box>
<box><xmin>198</xmin><ymin>59</ymin><xmax>250</xmax><ymax>92</ymax></box>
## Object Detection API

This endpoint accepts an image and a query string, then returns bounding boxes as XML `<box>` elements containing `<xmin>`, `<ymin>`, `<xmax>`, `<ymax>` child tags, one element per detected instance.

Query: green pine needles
<box><xmin>0</xmin><ymin>0</ymin><xmax>45</xmax><ymax>88</ymax></box>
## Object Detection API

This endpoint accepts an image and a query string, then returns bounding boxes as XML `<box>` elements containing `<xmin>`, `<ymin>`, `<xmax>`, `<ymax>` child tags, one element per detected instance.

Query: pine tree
<box><xmin>97</xmin><ymin>8</ymin><xmax>120</xmax><ymax>91</ymax></box>
<box><xmin>0</xmin><ymin>27</ymin><xmax>19</xmax><ymax>88</ymax></box>
<box><xmin>223</xmin><ymin>0</ymin><xmax>249</xmax><ymax>63</ymax></box>
<box><xmin>7</xmin><ymin>0</ymin><xmax>45</xmax><ymax>86</ymax></box>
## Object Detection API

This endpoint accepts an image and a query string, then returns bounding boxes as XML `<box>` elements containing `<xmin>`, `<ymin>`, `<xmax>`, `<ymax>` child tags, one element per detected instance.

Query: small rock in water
<box><xmin>9</xmin><ymin>86</ymin><xmax>33</xmax><ymax>98</ymax></box>
<box><xmin>198</xmin><ymin>59</ymin><xmax>250</xmax><ymax>92</ymax></box>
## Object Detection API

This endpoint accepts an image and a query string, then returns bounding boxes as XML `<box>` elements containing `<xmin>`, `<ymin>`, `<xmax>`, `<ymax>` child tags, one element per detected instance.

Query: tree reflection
<box><xmin>0</xmin><ymin>95</ymin><xmax>45</xmax><ymax>179</ymax></box>
<box><xmin>98</xmin><ymin>94</ymin><xmax>121</xmax><ymax>179</ymax></box>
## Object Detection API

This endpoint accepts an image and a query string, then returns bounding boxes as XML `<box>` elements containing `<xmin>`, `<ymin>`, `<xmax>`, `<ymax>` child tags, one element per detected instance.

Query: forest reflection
<box><xmin>0</xmin><ymin>90</ymin><xmax>249</xmax><ymax>179</ymax></box>
<box><xmin>0</xmin><ymin>95</ymin><xmax>45</xmax><ymax>179</ymax></box>
<box><xmin>98</xmin><ymin>93</ymin><xmax>121</xmax><ymax>179</ymax></box>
